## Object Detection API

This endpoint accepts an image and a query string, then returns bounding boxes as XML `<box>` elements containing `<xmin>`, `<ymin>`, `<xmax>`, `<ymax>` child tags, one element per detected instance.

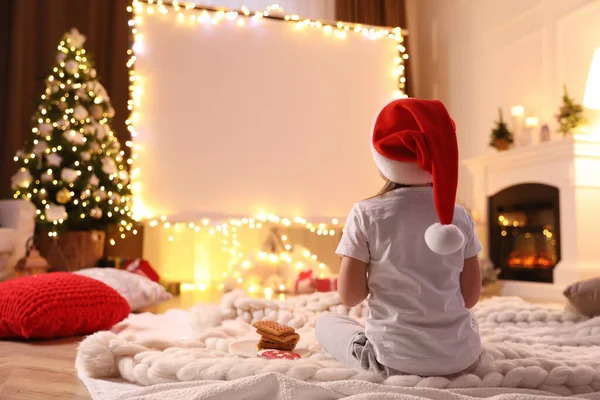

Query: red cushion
<box><xmin>0</xmin><ymin>272</ymin><xmax>130</xmax><ymax>339</ymax></box>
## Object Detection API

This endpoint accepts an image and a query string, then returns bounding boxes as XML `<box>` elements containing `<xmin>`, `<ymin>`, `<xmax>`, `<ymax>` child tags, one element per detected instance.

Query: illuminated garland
<box><xmin>123</xmin><ymin>2</ymin><xmax>407</xmax><ymax>294</ymax></box>
<box><xmin>125</xmin><ymin>1</ymin><xmax>409</xmax><ymax>230</ymax></box>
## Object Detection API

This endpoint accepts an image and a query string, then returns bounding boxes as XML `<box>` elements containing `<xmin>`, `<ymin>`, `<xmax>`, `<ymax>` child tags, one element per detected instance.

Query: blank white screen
<box><xmin>134</xmin><ymin>11</ymin><xmax>398</xmax><ymax>219</ymax></box>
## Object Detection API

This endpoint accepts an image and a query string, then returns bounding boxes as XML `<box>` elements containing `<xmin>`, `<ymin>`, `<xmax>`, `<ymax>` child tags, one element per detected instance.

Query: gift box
<box><xmin>294</xmin><ymin>269</ymin><xmax>315</xmax><ymax>294</ymax></box>
<box><xmin>122</xmin><ymin>259</ymin><xmax>160</xmax><ymax>283</ymax></box>
<box><xmin>96</xmin><ymin>257</ymin><xmax>160</xmax><ymax>283</ymax></box>
<box><xmin>314</xmin><ymin>277</ymin><xmax>337</xmax><ymax>292</ymax></box>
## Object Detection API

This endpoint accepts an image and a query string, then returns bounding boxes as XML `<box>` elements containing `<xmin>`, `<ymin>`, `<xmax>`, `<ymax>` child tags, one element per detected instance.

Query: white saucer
<box><xmin>229</xmin><ymin>339</ymin><xmax>311</xmax><ymax>358</ymax></box>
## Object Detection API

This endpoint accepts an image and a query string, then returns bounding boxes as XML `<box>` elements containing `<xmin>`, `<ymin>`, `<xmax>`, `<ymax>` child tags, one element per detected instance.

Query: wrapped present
<box><xmin>122</xmin><ymin>259</ymin><xmax>160</xmax><ymax>282</ymax></box>
<box><xmin>314</xmin><ymin>277</ymin><xmax>337</xmax><ymax>292</ymax></box>
<box><xmin>294</xmin><ymin>269</ymin><xmax>315</xmax><ymax>294</ymax></box>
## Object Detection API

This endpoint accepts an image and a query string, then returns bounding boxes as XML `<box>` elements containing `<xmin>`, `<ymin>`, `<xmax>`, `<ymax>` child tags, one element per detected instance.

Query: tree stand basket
<box><xmin>37</xmin><ymin>230</ymin><xmax>106</xmax><ymax>272</ymax></box>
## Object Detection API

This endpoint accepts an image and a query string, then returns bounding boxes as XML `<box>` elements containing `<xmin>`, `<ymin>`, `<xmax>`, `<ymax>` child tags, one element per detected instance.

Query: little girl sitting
<box><xmin>316</xmin><ymin>98</ymin><xmax>482</xmax><ymax>378</ymax></box>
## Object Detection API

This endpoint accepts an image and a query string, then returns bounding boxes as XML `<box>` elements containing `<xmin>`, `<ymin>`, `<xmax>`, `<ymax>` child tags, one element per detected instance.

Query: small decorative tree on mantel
<box><xmin>556</xmin><ymin>84</ymin><xmax>587</xmax><ymax>136</ymax></box>
<box><xmin>11</xmin><ymin>28</ymin><xmax>134</xmax><ymax>271</ymax></box>
<box><xmin>489</xmin><ymin>108</ymin><xmax>514</xmax><ymax>151</ymax></box>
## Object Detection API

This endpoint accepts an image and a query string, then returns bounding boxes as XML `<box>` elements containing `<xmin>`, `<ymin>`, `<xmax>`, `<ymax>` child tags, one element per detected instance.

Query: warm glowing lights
<box><xmin>583</xmin><ymin>47</ymin><xmax>600</xmax><ymax>110</ymax></box>
<box><xmin>125</xmin><ymin>3</ymin><xmax>409</xmax><ymax>185</ymax></box>
<box><xmin>511</xmin><ymin>106</ymin><xmax>524</xmax><ymax>118</ymax></box>
<box><xmin>264</xmin><ymin>287</ymin><xmax>273</xmax><ymax>299</ymax></box>
<box><xmin>525</xmin><ymin>117</ymin><xmax>539</xmax><ymax>128</ymax></box>
<box><xmin>124</xmin><ymin>1</ymin><xmax>404</xmax><ymax>293</ymax></box>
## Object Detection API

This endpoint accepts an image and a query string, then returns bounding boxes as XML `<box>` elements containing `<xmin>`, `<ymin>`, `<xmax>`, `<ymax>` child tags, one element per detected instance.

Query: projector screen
<box><xmin>132</xmin><ymin>6</ymin><xmax>402</xmax><ymax>220</ymax></box>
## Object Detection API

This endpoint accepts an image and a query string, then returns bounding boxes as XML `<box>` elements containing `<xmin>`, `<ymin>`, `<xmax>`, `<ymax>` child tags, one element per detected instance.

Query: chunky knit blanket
<box><xmin>76</xmin><ymin>291</ymin><xmax>600</xmax><ymax>398</ymax></box>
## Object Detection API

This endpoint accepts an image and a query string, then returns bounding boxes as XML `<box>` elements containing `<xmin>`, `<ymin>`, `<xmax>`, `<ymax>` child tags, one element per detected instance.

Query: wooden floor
<box><xmin>0</xmin><ymin>337</ymin><xmax>90</xmax><ymax>399</ymax></box>
<box><xmin>0</xmin><ymin>290</ymin><xmax>221</xmax><ymax>400</ymax></box>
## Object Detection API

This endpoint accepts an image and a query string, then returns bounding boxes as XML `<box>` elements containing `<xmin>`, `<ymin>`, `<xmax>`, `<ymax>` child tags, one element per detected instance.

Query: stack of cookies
<box><xmin>253</xmin><ymin>320</ymin><xmax>300</xmax><ymax>352</ymax></box>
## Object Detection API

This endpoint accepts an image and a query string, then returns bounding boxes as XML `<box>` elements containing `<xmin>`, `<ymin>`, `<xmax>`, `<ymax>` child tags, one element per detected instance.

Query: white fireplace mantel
<box><xmin>462</xmin><ymin>135</ymin><xmax>600</xmax><ymax>300</ymax></box>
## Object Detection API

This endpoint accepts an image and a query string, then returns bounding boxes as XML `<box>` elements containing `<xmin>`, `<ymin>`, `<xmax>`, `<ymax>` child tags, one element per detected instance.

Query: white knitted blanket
<box><xmin>76</xmin><ymin>292</ymin><xmax>600</xmax><ymax>399</ymax></box>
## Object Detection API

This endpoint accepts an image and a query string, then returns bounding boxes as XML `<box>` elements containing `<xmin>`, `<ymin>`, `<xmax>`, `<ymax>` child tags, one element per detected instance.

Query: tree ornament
<box><xmin>32</xmin><ymin>141</ymin><xmax>49</xmax><ymax>155</ymax></box>
<box><xmin>41</xmin><ymin>172</ymin><xmax>53</xmax><ymax>182</ymax></box>
<box><xmin>90</xmin><ymin>206</ymin><xmax>103</xmax><ymax>219</ymax></box>
<box><xmin>50</xmin><ymin>82</ymin><xmax>59</xmax><ymax>94</ymax></box>
<box><xmin>101</xmin><ymin>157</ymin><xmax>117</xmax><ymax>175</ymax></box>
<box><xmin>89</xmin><ymin>68</ymin><xmax>97</xmax><ymax>79</ymax></box>
<box><xmin>46</xmin><ymin>153</ymin><xmax>63</xmax><ymax>167</ymax></box>
<box><xmin>83</xmin><ymin>125</ymin><xmax>95</xmax><ymax>135</ymax></box>
<box><xmin>38</xmin><ymin>189</ymin><xmax>48</xmax><ymax>200</ymax></box>
<box><xmin>66</xmin><ymin>28</ymin><xmax>87</xmax><ymax>48</ymax></box>
<box><xmin>57</xmin><ymin>119</ymin><xmax>69</xmax><ymax>129</ymax></box>
<box><xmin>46</xmin><ymin>204</ymin><xmax>67</xmax><ymax>222</ymax></box>
<box><xmin>89</xmin><ymin>175</ymin><xmax>100</xmax><ymax>187</ymax></box>
<box><xmin>103</xmin><ymin>124</ymin><xmax>111</xmax><ymax>137</ymax></box>
<box><xmin>94</xmin><ymin>190</ymin><xmax>107</xmax><ymax>201</ymax></box>
<box><xmin>118</xmin><ymin>170</ymin><xmax>130</xmax><ymax>184</ymax></box>
<box><xmin>57</xmin><ymin>52</ymin><xmax>66</xmax><ymax>63</ymax></box>
<box><xmin>58</xmin><ymin>102</ymin><xmax>68</xmax><ymax>112</ymax></box>
<box><xmin>56</xmin><ymin>187</ymin><xmax>72</xmax><ymax>204</ymax></box>
<box><xmin>76</xmin><ymin>88</ymin><xmax>89</xmax><ymax>101</ymax></box>
<box><xmin>65</xmin><ymin>60</ymin><xmax>79</xmax><ymax>75</ymax></box>
<box><xmin>106</xmin><ymin>106</ymin><xmax>116</xmax><ymax>119</ymax></box>
<box><xmin>489</xmin><ymin>108</ymin><xmax>514</xmax><ymax>151</ymax></box>
<box><xmin>61</xmin><ymin>168</ymin><xmax>78</xmax><ymax>184</ymax></box>
<box><xmin>11</xmin><ymin>168</ymin><xmax>33</xmax><ymax>189</ymax></box>
<box><xmin>73</xmin><ymin>105</ymin><xmax>89</xmax><ymax>120</ymax></box>
<box><xmin>39</xmin><ymin>123</ymin><xmax>53</xmax><ymax>136</ymax></box>
<box><xmin>64</xmin><ymin>129</ymin><xmax>85</xmax><ymax>145</ymax></box>
<box><xmin>81</xmin><ymin>151</ymin><xmax>92</xmax><ymax>161</ymax></box>
<box><xmin>90</xmin><ymin>104</ymin><xmax>103</xmax><ymax>120</ymax></box>
<box><xmin>110</xmin><ymin>192</ymin><xmax>122</xmax><ymax>203</ymax></box>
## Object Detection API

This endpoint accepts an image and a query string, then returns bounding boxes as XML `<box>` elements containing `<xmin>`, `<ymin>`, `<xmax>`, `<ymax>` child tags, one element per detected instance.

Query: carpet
<box><xmin>76</xmin><ymin>291</ymin><xmax>600</xmax><ymax>399</ymax></box>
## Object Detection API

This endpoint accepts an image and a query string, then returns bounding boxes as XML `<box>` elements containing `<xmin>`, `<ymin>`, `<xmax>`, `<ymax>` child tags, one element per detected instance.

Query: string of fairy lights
<box><xmin>12</xmin><ymin>29</ymin><xmax>136</xmax><ymax>240</ymax></box>
<box><xmin>125</xmin><ymin>0</ymin><xmax>408</xmax><ymax>227</ymax></box>
<box><xmin>124</xmin><ymin>0</ymin><xmax>408</xmax><ymax>292</ymax></box>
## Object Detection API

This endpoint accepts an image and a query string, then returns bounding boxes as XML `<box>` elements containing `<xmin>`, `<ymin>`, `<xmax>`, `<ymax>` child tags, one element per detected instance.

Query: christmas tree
<box><xmin>11</xmin><ymin>28</ymin><xmax>134</xmax><ymax>235</ymax></box>
<box><xmin>556</xmin><ymin>84</ymin><xmax>587</xmax><ymax>136</ymax></box>
<box><xmin>489</xmin><ymin>108</ymin><xmax>514</xmax><ymax>148</ymax></box>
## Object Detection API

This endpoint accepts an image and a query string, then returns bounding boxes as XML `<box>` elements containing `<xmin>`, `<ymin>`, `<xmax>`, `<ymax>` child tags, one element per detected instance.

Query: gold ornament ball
<box><xmin>90</xmin><ymin>105</ymin><xmax>103</xmax><ymax>120</ymax></box>
<box><xmin>56</xmin><ymin>187</ymin><xmax>72</xmax><ymax>204</ymax></box>
<box><xmin>107</xmin><ymin>106</ymin><xmax>116</xmax><ymax>118</ymax></box>
<box><xmin>90</xmin><ymin>206</ymin><xmax>103</xmax><ymax>219</ymax></box>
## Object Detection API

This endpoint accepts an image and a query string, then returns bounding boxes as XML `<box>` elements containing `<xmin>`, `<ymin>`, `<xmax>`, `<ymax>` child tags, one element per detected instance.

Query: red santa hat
<box><xmin>370</xmin><ymin>98</ymin><xmax>465</xmax><ymax>255</ymax></box>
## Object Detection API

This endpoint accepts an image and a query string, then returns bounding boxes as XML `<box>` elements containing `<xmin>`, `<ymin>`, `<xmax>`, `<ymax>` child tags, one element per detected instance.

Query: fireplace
<box><xmin>488</xmin><ymin>183</ymin><xmax>561</xmax><ymax>283</ymax></box>
<box><xmin>463</xmin><ymin>135</ymin><xmax>600</xmax><ymax>300</ymax></box>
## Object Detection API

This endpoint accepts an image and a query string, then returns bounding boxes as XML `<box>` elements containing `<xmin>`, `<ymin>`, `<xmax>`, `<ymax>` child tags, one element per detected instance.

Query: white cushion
<box><xmin>74</xmin><ymin>268</ymin><xmax>172</xmax><ymax>311</ymax></box>
<box><xmin>0</xmin><ymin>228</ymin><xmax>16</xmax><ymax>254</ymax></box>
<box><xmin>0</xmin><ymin>200</ymin><xmax>36</xmax><ymax>267</ymax></box>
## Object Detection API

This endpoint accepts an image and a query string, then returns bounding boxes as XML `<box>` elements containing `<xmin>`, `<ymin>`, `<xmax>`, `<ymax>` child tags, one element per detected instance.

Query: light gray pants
<box><xmin>315</xmin><ymin>312</ymin><xmax>479</xmax><ymax>378</ymax></box>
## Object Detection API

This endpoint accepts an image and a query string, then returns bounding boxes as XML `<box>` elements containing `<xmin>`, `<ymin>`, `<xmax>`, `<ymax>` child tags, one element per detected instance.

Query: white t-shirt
<box><xmin>336</xmin><ymin>186</ymin><xmax>482</xmax><ymax>376</ymax></box>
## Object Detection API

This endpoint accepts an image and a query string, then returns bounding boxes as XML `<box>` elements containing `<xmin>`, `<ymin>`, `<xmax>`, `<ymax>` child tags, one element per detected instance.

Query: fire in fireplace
<box><xmin>488</xmin><ymin>183</ymin><xmax>561</xmax><ymax>283</ymax></box>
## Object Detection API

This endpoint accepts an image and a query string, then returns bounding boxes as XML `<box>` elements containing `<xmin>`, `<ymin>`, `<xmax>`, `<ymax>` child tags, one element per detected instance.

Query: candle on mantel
<box><xmin>511</xmin><ymin>105</ymin><xmax>524</xmax><ymax>118</ymax></box>
<box><xmin>523</xmin><ymin>116</ymin><xmax>539</xmax><ymax>147</ymax></box>
<box><xmin>511</xmin><ymin>105</ymin><xmax>525</xmax><ymax>147</ymax></box>
<box><xmin>525</xmin><ymin>117</ymin><xmax>539</xmax><ymax>127</ymax></box>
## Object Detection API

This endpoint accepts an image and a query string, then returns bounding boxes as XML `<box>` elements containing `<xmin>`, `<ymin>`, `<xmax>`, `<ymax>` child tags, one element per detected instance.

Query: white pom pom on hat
<box><xmin>424</xmin><ymin>223</ymin><xmax>465</xmax><ymax>255</ymax></box>
<box><xmin>371</xmin><ymin>99</ymin><xmax>465</xmax><ymax>255</ymax></box>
